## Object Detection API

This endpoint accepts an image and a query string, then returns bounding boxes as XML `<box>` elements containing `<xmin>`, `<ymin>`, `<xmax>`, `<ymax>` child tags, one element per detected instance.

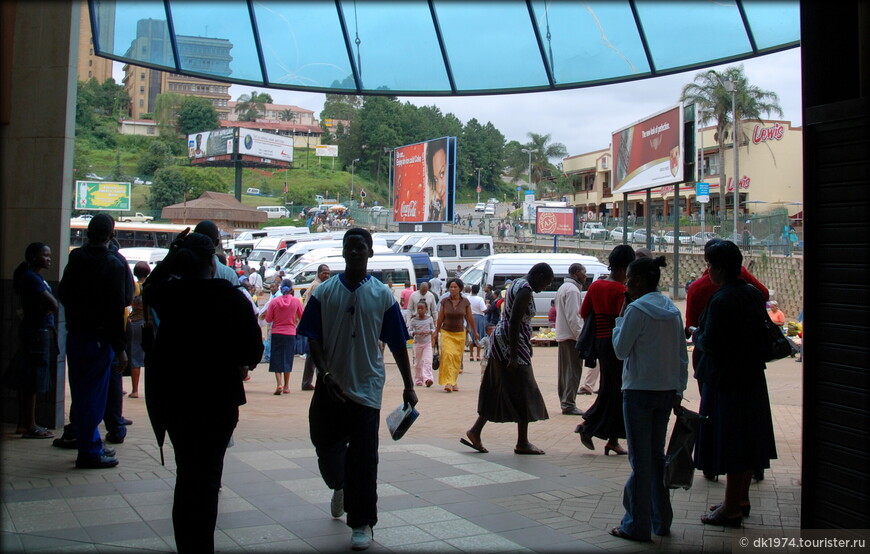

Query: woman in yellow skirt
<box><xmin>434</xmin><ymin>278</ymin><xmax>478</xmax><ymax>392</ymax></box>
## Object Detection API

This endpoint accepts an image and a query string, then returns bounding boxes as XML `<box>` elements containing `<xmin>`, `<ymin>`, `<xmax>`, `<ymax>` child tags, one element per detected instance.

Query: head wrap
<box><xmin>280</xmin><ymin>278</ymin><xmax>294</xmax><ymax>295</ymax></box>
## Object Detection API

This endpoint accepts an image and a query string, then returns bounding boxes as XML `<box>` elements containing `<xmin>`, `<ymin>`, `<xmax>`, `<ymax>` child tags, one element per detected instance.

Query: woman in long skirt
<box><xmin>434</xmin><ymin>278</ymin><xmax>478</xmax><ymax>392</ymax></box>
<box><xmin>461</xmin><ymin>263</ymin><xmax>553</xmax><ymax>455</ymax></box>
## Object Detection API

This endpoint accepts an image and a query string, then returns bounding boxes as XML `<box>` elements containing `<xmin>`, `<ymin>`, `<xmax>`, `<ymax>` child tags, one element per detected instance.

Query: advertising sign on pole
<box><xmin>315</xmin><ymin>144</ymin><xmax>339</xmax><ymax>157</ymax></box>
<box><xmin>535</xmin><ymin>207</ymin><xmax>576</xmax><ymax>236</ymax></box>
<box><xmin>696</xmin><ymin>181</ymin><xmax>710</xmax><ymax>203</ymax></box>
<box><xmin>187</xmin><ymin>128</ymin><xmax>235</xmax><ymax>159</ymax></box>
<box><xmin>611</xmin><ymin>104</ymin><xmax>684</xmax><ymax>194</ymax></box>
<box><xmin>75</xmin><ymin>181</ymin><xmax>131</xmax><ymax>211</ymax></box>
<box><xmin>239</xmin><ymin>129</ymin><xmax>294</xmax><ymax>163</ymax></box>
<box><xmin>392</xmin><ymin>136</ymin><xmax>457</xmax><ymax>223</ymax></box>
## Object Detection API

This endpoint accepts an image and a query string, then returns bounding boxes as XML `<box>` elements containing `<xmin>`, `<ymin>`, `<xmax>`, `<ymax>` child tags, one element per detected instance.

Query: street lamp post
<box><xmin>475</xmin><ymin>167</ymin><xmax>482</xmax><ymax>203</ymax></box>
<box><xmin>521</xmin><ymin>148</ymin><xmax>538</xmax><ymax>193</ymax></box>
<box><xmin>351</xmin><ymin>158</ymin><xmax>359</xmax><ymax>200</ymax></box>
<box><xmin>724</xmin><ymin>79</ymin><xmax>739</xmax><ymax>239</ymax></box>
<box><xmin>696</xmin><ymin>105</ymin><xmax>712</xmax><ymax>237</ymax></box>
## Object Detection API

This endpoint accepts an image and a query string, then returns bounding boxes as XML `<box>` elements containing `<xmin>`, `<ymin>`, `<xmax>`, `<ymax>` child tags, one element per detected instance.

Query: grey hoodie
<box><xmin>612</xmin><ymin>291</ymin><xmax>688</xmax><ymax>394</ymax></box>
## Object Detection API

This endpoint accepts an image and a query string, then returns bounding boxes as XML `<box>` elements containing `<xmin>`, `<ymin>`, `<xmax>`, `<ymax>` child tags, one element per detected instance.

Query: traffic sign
<box><xmin>360</xmin><ymin>189</ymin><xmax>366</xmax><ymax>198</ymax></box>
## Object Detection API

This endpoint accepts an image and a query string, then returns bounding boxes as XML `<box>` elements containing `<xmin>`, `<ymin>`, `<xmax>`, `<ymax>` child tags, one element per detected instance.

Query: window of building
<box><xmin>88</xmin><ymin>60</ymin><xmax>92</xmax><ymax>67</ymax></box>
<box><xmin>140</xmin><ymin>86</ymin><xmax>145</xmax><ymax>93</ymax></box>
<box><xmin>89</xmin><ymin>48</ymin><xmax>93</xmax><ymax>55</ymax></box>
<box><xmin>707</xmin><ymin>153</ymin><xmax>721</xmax><ymax>175</ymax></box>
<box><xmin>140</xmin><ymin>72</ymin><xmax>145</xmax><ymax>80</ymax></box>
<box><xmin>147</xmin><ymin>127</ymin><xmax>156</xmax><ymax>135</ymax></box>
<box><xmin>139</xmin><ymin>99</ymin><xmax>144</xmax><ymax>108</ymax></box>
<box><xmin>88</xmin><ymin>71</ymin><xmax>92</xmax><ymax>78</ymax></box>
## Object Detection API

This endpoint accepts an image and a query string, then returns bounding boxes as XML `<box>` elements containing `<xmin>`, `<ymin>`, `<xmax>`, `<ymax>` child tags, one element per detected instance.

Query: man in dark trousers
<box><xmin>298</xmin><ymin>228</ymin><xmax>417</xmax><ymax>551</ymax></box>
<box><xmin>58</xmin><ymin>214</ymin><xmax>133</xmax><ymax>468</ymax></box>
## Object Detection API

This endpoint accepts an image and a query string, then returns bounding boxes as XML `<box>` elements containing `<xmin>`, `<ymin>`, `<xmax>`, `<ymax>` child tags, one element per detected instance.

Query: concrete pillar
<box><xmin>1</xmin><ymin>1</ymin><xmax>79</xmax><ymax>428</ymax></box>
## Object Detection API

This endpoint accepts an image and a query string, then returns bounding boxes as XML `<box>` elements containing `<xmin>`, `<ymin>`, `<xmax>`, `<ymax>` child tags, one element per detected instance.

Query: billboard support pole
<box><xmin>233</xmin><ymin>130</ymin><xmax>242</xmax><ymax>202</ymax></box>
<box><xmin>553</xmin><ymin>235</ymin><xmax>558</xmax><ymax>253</ymax></box>
<box><xmin>673</xmin><ymin>184</ymin><xmax>681</xmax><ymax>299</ymax></box>
<box><xmin>622</xmin><ymin>193</ymin><xmax>629</xmax><ymax>244</ymax></box>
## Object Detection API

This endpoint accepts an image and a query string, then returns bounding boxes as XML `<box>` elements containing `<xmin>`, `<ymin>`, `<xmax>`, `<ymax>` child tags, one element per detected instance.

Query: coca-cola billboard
<box><xmin>611</xmin><ymin>104</ymin><xmax>684</xmax><ymax>194</ymax></box>
<box><xmin>392</xmin><ymin>137</ymin><xmax>457</xmax><ymax>223</ymax></box>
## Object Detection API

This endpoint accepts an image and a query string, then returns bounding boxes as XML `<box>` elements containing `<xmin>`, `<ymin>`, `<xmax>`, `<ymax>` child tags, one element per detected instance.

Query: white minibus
<box><xmin>408</xmin><ymin>234</ymin><xmax>493</xmax><ymax>271</ymax></box>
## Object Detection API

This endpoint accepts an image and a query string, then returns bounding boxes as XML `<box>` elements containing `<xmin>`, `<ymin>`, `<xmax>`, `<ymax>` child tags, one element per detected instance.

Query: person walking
<box><xmin>408</xmin><ymin>301</ymin><xmax>435</xmax><ymax>387</ymax></box>
<box><xmin>300</xmin><ymin>264</ymin><xmax>331</xmax><ymax>390</ymax></box>
<box><xmin>408</xmin><ymin>281</ymin><xmax>437</xmax><ymax>321</ymax></box>
<box><xmin>143</xmin><ymin>232</ymin><xmax>263</xmax><ymax>552</ymax></box>
<box><xmin>691</xmin><ymin>240</ymin><xmax>777</xmax><ymax>527</ymax></box>
<box><xmin>434</xmin><ymin>278</ymin><xmax>478</xmax><ymax>392</ymax></box>
<box><xmin>297</xmin><ymin>228</ymin><xmax>416</xmax><ymax>551</ymax></box>
<box><xmin>265</xmin><ymin>279</ymin><xmax>304</xmax><ymax>395</ymax></box>
<box><xmin>461</xmin><ymin>263</ymin><xmax>553</xmax><ymax>455</ymax></box>
<box><xmin>554</xmin><ymin>263</ymin><xmax>587</xmax><ymax>415</ymax></box>
<box><xmin>7</xmin><ymin>242</ymin><xmax>58</xmax><ymax>438</ymax></box>
<box><xmin>609</xmin><ymin>256</ymin><xmax>688</xmax><ymax>541</ymax></box>
<box><xmin>126</xmin><ymin>261</ymin><xmax>151</xmax><ymax>399</ymax></box>
<box><xmin>468</xmin><ymin>284</ymin><xmax>487</xmax><ymax>362</ymax></box>
<box><xmin>58</xmin><ymin>214</ymin><xmax>133</xmax><ymax>469</ymax></box>
<box><xmin>575</xmin><ymin>245</ymin><xmax>635</xmax><ymax>456</ymax></box>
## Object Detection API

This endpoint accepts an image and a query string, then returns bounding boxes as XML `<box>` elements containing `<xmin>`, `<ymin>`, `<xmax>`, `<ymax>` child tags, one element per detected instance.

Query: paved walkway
<box><xmin>1</xmin><ymin>324</ymin><xmax>803</xmax><ymax>553</ymax></box>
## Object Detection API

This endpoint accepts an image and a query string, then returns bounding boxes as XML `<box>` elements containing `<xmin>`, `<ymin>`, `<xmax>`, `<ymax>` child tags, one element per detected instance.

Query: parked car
<box><xmin>610</xmin><ymin>226</ymin><xmax>635</xmax><ymax>241</ymax></box>
<box><xmin>474</xmin><ymin>202</ymin><xmax>486</xmax><ymax>212</ymax></box>
<box><xmin>632</xmin><ymin>228</ymin><xmax>650</xmax><ymax>243</ymax></box>
<box><xmin>692</xmin><ymin>231</ymin><xmax>718</xmax><ymax>246</ymax></box>
<box><xmin>582</xmin><ymin>222</ymin><xmax>607</xmax><ymax>239</ymax></box>
<box><xmin>117</xmin><ymin>212</ymin><xmax>154</xmax><ymax>223</ymax></box>
<box><xmin>370</xmin><ymin>206</ymin><xmax>385</xmax><ymax>212</ymax></box>
<box><xmin>663</xmin><ymin>230</ymin><xmax>692</xmax><ymax>245</ymax></box>
<box><xmin>724</xmin><ymin>232</ymin><xmax>760</xmax><ymax>246</ymax></box>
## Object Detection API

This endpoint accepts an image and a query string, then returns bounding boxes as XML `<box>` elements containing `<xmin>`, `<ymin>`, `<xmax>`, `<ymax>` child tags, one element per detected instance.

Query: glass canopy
<box><xmin>90</xmin><ymin>0</ymin><xmax>800</xmax><ymax>96</ymax></box>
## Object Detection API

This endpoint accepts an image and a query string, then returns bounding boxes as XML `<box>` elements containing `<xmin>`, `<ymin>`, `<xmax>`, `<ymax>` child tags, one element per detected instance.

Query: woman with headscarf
<box><xmin>434</xmin><ymin>277</ymin><xmax>478</xmax><ymax>392</ymax></box>
<box><xmin>143</xmin><ymin>232</ymin><xmax>263</xmax><ymax>552</ymax></box>
<box><xmin>7</xmin><ymin>242</ymin><xmax>58</xmax><ymax>438</ymax></box>
<box><xmin>264</xmin><ymin>279</ymin><xmax>304</xmax><ymax>395</ymax></box>
<box><xmin>691</xmin><ymin>240</ymin><xmax>777</xmax><ymax>527</ymax></box>
<box><xmin>462</xmin><ymin>263</ymin><xmax>554</xmax><ymax>455</ymax></box>
<box><xmin>575</xmin><ymin>244</ymin><xmax>636</xmax><ymax>455</ymax></box>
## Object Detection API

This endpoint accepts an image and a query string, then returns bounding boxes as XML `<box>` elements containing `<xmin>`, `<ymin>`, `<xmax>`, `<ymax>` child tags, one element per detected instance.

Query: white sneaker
<box><xmin>350</xmin><ymin>525</ymin><xmax>373</xmax><ymax>551</ymax></box>
<box><xmin>330</xmin><ymin>488</ymin><xmax>345</xmax><ymax>518</ymax></box>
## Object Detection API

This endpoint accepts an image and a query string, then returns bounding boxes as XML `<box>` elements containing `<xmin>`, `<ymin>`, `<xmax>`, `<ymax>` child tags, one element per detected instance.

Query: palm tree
<box><xmin>234</xmin><ymin>90</ymin><xmax>273</xmax><ymax>122</ymax></box>
<box><xmin>680</xmin><ymin>65</ymin><xmax>783</xmax><ymax>217</ymax></box>
<box><xmin>525</xmin><ymin>132</ymin><xmax>568</xmax><ymax>188</ymax></box>
<box><xmin>278</xmin><ymin>109</ymin><xmax>297</xmax><ymax>123</ymax></box>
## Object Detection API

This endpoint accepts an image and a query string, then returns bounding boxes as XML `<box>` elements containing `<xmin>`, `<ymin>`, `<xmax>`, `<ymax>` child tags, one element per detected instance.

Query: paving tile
<box><xmin>222</xmin><ymin>523</ymin><xmax>296</xmax><ymax>545</ymax></box>
<box><xmin>417</xmin><ymin>519</ymin><xmax>490</xmax><ymax>539</ymax></box>
<box><xmin>241</xmin><ymin>538</ymin><xmax>316</xmax><ymax>552</ymax></box>
<box><xmin>468</xmin><ymin>511</ymin><xmax>540</xmax><ymax>533</ymax></box>
<box><xmin>445</xmin><ymin>533</ymin><xmax>525</xmax><ymax>552</ymax></box>
<box><xmin>5</xmin><ymin>498</ymin><xmax>71</xmax><ymax>517</ymax></box>
<box><xmin>369</xmin><ymin>525</ymin><xmax>438</xmax><ymax>547</ymax></box>
<box><xmin>75</xmin><ymin>506</ymin><xmax>141</xmax><ymax>528</ymax></box>
<box><xmin>10</xmin><ymin>511</ymin><xmax>80</xmax><ymax>533</ymax></box>
<box><xmin>66</xmin><ymin>494</ymin><xmax>130</xmax><ymax>512</ymax></box>
<box><xmin>215</xmin><ymin>509</ymin><xmax>276</xmax><ymax>530</ymax></box>
<box><xmin>280</xmin><ymin>514</ymin><xmax>349</xmax><ymax>538</ymax></box>
<box><xmin>388</xmin><ymin>539</ymin><xmax>462</xmax><ymax>552</ymax></box>
<box><xmin>83</xmin><ymin>520</ymin><xmax>160</xmax><ymax>543</ymax></box>
<box><xmin>392</xmin><ymin>506</ymin><xmax>461</xmax><ymax>525</ymax></box>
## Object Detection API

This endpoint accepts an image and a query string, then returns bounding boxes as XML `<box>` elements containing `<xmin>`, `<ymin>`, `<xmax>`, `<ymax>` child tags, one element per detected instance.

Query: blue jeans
<box><xmin>66</xmin><ymin>331</ymin><xmax>114</xmax><ymax>458</ymax></box>
<box><xmin>620</xmin><ymin>389</ymin><xmax>675</xmax><ymax>539</ymax></box>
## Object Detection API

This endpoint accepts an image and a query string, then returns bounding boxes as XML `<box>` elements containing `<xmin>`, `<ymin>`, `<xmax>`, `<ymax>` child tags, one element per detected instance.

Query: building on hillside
<box><xmin>220</xmin><ymin>120</ymin><xmax>324</xmax><ymax>149</ymax></box>
<box><xmin>561</xmin><ymin>119</ymin><xmax>803</xmax><ymax>222</ymax></box>
<box><xmin>122</xmin><ymin>18</ymin><xmax>232</xmax><ymax>120</ymax></box>
<box><xmin>118</xmin><ymin>119</ymin><xmax>157</xmax><ymax>136</ymax></box>
<box><xmin>160</xmin><ymin>191</ymin><xmax>267</xmax><ymax>230</ymax></box>
<box><xmin>77</xmin><ymin>1</ymin><xmax>114</xmax><ymax>83</ymax></box>
<box><xmin>227</xmin><ymin>101</ymin><xmax>317</xmax><ymax>126</ymax></box>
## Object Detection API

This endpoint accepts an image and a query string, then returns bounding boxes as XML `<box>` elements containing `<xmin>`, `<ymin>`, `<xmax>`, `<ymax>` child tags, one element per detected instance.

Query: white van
<box><xmin>408</xmin><ymin>234</ymin><xmax>493</xmax><ymax>271</ymax></box>
<box><xmin>257</xmin><ymin>206</ymin><xmax>290</xmax><ymax>219</ymax></box>
<box><xmin>460</xmin><ymin>253</ymin><xmax>609</xmax><ymax>327</ymax></box>
<box><xmin>372</xmin><ymin>232</ymin><xmax>408</xmax><ymax>249</ymax></box>
<box><xmin>390</xmin><ymin>232</ymin><xmax>448</xmax><ymax>253</ymax></box>
<box><xmin>286</xmin><ymin>253</ymin><xmax>416</xmax><ymax>299</ymax></box>
<box><xmin>246</xmin><ymin>187</ymin><xmax>261</xmax><ymax>195</ymax></box>
<box><xmin>267</xmin><ymin>238</ymin><xmax>389</xmax><ymax>278</ymax></box>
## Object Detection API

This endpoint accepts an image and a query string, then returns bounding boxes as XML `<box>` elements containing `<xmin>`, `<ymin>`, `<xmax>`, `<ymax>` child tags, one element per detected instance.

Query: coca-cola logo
<box><xmin>727</xmin><ymin>176</ymin><xmax>751</xmax><ymax>191</ymax></box>
<box><xmin>399</xmin><ymin>201</ymin><xmax>418</xmax><ymax>218</ymax></box>
<box><xmin>752</xmin><ymin>123</ymin><xmax>784</xmax><ymax>144</ymax></box>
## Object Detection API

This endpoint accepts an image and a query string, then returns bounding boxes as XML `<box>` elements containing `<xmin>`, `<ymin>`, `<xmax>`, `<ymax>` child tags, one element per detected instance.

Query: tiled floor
<box><xmin>1</xmin><ymin>339</ymin><xmax>803</xmax><ymax>552</ymax></box>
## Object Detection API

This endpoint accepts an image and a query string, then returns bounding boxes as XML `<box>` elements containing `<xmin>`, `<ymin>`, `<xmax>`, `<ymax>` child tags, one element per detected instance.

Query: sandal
<box><xmin>710</xmin><ymin>503</ymin><xmax>751</xmax><ymax>517</ymax></box>
<box><xmin>273</xmin><ymin>388</ymin><xmax>282</xmax><ymax>395</ymax></box>
<box><xmin>128</xmin><ymin>392</ymin><xmax>139</xmax><ymax>398</ymax></box>
<box><xmin>282</xmin><ymin>387</ymin><xmax>291</xmax><ymax>394</ymax></box>
<box><xmin>22</xmin><ymin>427</ymin><xmax>54</xmax><ymax>439</ymax></box>
<box><xmin>701</xmin><ymin>508</ymin><xmax>743</xmax><ymax>527</ymax></box>
<box><xmin>609</xmin><ymin>527</ymin><xmax>650</xmax><ymax>542</ymax></box>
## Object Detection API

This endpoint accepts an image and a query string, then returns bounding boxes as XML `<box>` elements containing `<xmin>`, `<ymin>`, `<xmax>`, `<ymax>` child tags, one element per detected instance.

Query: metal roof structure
<box><xmin>89</xmin><ymin>0</ymin><xmax>800</xmax><ymax>96</ymax></box>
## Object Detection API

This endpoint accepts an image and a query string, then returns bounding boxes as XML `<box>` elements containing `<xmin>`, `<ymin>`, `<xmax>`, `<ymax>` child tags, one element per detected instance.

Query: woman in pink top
<box><xmin>265</xmin><ymin>279</ymin><xmax>304</xmax><ymax>395</ymax></box>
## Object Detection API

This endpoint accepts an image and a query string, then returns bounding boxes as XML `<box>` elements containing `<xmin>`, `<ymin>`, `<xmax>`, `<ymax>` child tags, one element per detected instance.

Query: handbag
<box><xmin>664</xmin><ymin>407</ymin><xmax>703</xmax><ymax>490</ymax></box>
<box><xmin>575</xmin><ymin>314</ymin><xmax>597</xmax><ymax>368</ymax></box>
<box><xmin>759</xmin><ymin>307</ymin><xmax>792</xmax><ymax>362</ymax></box>
<box><xmin>432</xmin><ymin>342</ymin><xmax>440</xmax><ymax>371</ymax></box>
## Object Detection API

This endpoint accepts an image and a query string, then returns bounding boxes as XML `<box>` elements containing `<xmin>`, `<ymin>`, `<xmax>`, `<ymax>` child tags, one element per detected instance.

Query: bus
<box><xmin>69</xmin><ymin>220</ymin><xmax>190</xmax><ymax>249</ymax></box>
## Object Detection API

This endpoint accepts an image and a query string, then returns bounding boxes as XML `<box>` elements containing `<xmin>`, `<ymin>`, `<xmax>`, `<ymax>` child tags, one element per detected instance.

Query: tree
<box><xmin>525</xmin><ymin>132</ymin><xmax>568</xmax><ymax>188</ymax></box>
<box><xmin>278</xmin><ymin>109</ymin><xmax>297</xmax><ymax>122</ymax></box>
<box><xmin>679</xmin><ymin>65</ymin><xmax>783</xmax><ymax>214</ymax></box>
<box><xmin>234</xmin><ymin>90</ymin><xmax>273</xmax><ymax>122</ymax></box>
<box><xmin>176</xmin><ymin>97</ymin><xmax>220</xmax><ymax>136</ymax></box>
<box><xmin>149</xmin><ymin>167</ymin><xmax>188</xmax><ymax>211</ymax></box>
<box><xmin>136</xmin><ymin>141</ymin><xmax>175</xmax><ymax>178</ymax></box>
<box><xmin>153</xmin><ymin>92</ymin><xmax>184</xmax><ymax>136</ymax></box>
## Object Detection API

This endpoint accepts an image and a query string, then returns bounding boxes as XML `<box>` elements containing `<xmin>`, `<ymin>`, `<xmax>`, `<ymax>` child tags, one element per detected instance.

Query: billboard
<box><xmin>611</xmin><ymin>104</ymin><xmax>684</xmax><ymax>194</ymax></box>
<box><xmin>75</xmin><ymin>180</ymin><xmax>131</xmax><ymax>211</ymax></box>
<box><xmin>239</xmin><ymin>129</ymin><xmax>294</xmax><ymax>163</ymax></box>
<box><xmin>392</xmin><ymin>137</ymin><xmax>457</xmax><ymax>223</ymax></box>
<box><xmin>188</xmin><ymin>128</ymin><xmax>235</xmax><ymax>159</ymax></box>
<box><xmin>315</xmin><ymin>145</ymin><xmax>338</xmax><ymax>157</ymax></box>
<box><xmin>535</xmin><ymin>207</ymin><xmax>576</xmax><ymax>236</ymax></box>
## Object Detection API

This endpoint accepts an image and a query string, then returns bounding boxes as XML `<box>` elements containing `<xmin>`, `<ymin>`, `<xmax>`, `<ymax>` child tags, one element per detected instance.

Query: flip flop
<box><xmin>459</xmin><ymin>438</ymin><xmax>488</xmax><ymax>453</ymax></box>
<box><xmin>609</xmin><ymin>527</ymin><xmax>650</xmax><ymax>542</ymax></box>
<box><xmin>128</xmin><ymin>392</ymin><xmax>139</xmax><ymax>398</ymax></box>
<box><xmin>514</xmin><ymin>447</ymin><xmax>545</xmax><ymax>455</ymax></box>
<box><xmin>22</xmin><ymin>427</ymin><xmax>54</xmax><ymax>439</ymax></box>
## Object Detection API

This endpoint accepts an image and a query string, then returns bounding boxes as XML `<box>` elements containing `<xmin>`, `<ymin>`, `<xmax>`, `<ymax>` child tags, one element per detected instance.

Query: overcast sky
<box><xmin>126</xmin><ymin>47</ymin><xmax>801</xmax><ymax>159</ymax></box>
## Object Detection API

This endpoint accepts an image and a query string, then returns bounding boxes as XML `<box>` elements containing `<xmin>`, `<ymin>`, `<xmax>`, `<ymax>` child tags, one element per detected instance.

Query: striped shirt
<box><xmin>490</xmin><ymin>278</ymin><xmax>535</xmax><ymax>365</ymax></box>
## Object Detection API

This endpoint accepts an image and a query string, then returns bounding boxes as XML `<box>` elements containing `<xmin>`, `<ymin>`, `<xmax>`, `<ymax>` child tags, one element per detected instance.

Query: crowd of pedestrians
<box><xmin>7</xmin><ymin>214</ymin><xmax>779</xmax><ymax>551</ymax></box>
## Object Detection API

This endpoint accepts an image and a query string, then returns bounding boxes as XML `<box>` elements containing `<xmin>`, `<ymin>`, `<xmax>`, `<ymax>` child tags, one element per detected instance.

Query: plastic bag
<box><xmin>664</xmin><ymin>407</ymin><xmax>703</xmax><ymax>490</ymax></box>
<box><xmin>386</xmin><ymin>402</ymin><xmax>419</xmax><ymax>441</ymax></box>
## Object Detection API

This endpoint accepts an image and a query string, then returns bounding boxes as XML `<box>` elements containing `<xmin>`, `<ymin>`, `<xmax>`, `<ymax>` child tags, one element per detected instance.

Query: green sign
<box><xmin>75</xmin><ymin>181</ymin><xmax>131</xmax><ymax>211</ymax></box>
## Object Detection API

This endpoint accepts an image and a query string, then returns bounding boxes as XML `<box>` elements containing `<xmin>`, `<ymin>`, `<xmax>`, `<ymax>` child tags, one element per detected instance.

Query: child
<box><xmin>478</xmin><ymin>323</ymin><xmax>496</xmax><ymax>375</ymax></box>
<box><xmin>408</xmin><ymin>301</ymin><xmax>435</xmax><ymax>387</ymax></box>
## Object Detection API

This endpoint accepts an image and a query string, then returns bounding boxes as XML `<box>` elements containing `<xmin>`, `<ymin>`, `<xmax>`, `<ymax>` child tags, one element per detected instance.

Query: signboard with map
<box><xmin>75</xmin><ymin>180</ymin><xmax>131</xmax><ymax>211</ymax></box>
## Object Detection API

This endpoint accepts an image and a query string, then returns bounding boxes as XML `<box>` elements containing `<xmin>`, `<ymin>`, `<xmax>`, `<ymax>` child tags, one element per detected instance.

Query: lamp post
<box><xmin>521</xmin><ymin>148</ymin><xmax>538</xmax><ymax>195</ymax></box>
<box><xmin>475</xmin><ymin>167</ymin><xmax>482</xmax><ymax>203</ymax></box>
<box><xmin>723</xmin><ymin>79</ymin><xmax>739</xmax><ymax>239</ymax></box>
<box><xmin>351</xmin><ymin>158</ymin><xmax>359</xmax><ymax>200</ymax></box>
<box><xmin>696</xmin><ymin>105</ymin><xmax>713</xmax><ymax>237</ymax></box>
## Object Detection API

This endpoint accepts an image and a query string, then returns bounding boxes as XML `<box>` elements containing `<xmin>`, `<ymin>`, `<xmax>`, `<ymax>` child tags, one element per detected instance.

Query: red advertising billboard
<box><xmin>536</xmin><ymin>207</ymin><xmax>576</xmax><ymax>236</ymax></box>
<box><xmin>611</xmin><ymin>104</ymin><xmax>684</xmax><ymax>194</ymax></box>
<box><xmin>393</xmin><ymin>137</ymin><xmax>456</xmax><ymax>223</ymax></box>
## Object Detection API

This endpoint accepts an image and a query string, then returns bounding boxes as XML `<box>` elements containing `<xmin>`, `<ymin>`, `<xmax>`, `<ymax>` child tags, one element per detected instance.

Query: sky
<box><xmin>117</xmin><ymin>47</ymin><xmax>801</xmax><ymax>158</ymax></box>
